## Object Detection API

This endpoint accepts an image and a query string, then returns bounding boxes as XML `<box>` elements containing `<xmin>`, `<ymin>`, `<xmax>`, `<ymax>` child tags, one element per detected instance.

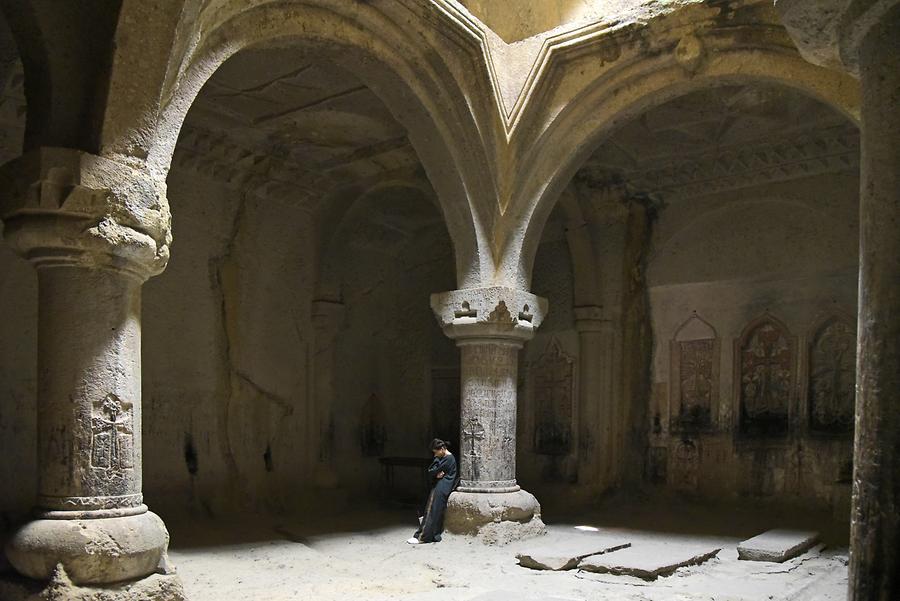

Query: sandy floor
<box><xmin>165</xmin><ymin>502</ymin><xmax>849</xmax><ymax>601</ymax></box>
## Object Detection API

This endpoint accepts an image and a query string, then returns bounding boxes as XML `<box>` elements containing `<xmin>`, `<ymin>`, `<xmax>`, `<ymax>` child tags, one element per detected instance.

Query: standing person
<box><xmin>407</xmin><ymin>438</ymin><xmax>458</xmax><ymax>544</ymax></box>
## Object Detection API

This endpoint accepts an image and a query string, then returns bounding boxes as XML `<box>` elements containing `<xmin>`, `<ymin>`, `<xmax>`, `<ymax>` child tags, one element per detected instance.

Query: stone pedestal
<box><xmin>777</xmin><ymin>3</ymin><xmax>900</xmax><ymax>600</ymax></box>
<box><xmin>0</xmin><ymin>148</ymin><xmax>181</xmax><ymax>596</ymax></box>
<box><xmin>0</xmin><ymin>565</ymin><xmax>185</xmax><ymax>601</ymax></box>
<box><xmin>431</xmin><ymin>286</ymin><xmax>548</xmax><ymax>542</ymax></box>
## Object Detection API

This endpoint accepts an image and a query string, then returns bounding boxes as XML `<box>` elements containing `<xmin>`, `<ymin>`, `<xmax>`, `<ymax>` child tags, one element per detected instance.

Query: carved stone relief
<box><xmin>671</xmin><ymin>439</ymin><xmax>700</xmax><ymax>492</ymax></box>
<box><xmin>808</xmin><ymin>316</ymin><xmax>856</xmax><ymax>435</ymax></box>
<box><xmin>670</xmin><ymin>313</ymin><xmax>719</xmax><ymax>432</ymax></box>
<box><xmin>86</xmin><ymin>393</ymin><xmax>136</xmax><ymax>499</ymax></box>
<box><xmin>736</xmin><ymin>316</ymin><xmax>795</xmax><ymax>437</ymax></box>
<box><xmin>90</xmin><ymin>394</ymin><xmax>135</xmax><ymax>475</ymax></box>
<box><xmin>531</xmin><ymin>338</ymin><xmax>576</xmax><ymax>456</ymax></box>
<box><xmin>459</xmin><ymin>343</ymin><xmax>518</xmax><ymax>485</ymax></box>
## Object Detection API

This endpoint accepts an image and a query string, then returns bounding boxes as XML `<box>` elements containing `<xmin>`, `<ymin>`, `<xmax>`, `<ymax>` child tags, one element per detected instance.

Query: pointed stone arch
<box><xmin>501</xmin><ymin>19</ymin><xmax>861</xmax><ymax>288</ymax></box>
<box><xmin>107</xmin><ymin>0</ymin><xmax>493</xmax><ymax>289</ymax></box>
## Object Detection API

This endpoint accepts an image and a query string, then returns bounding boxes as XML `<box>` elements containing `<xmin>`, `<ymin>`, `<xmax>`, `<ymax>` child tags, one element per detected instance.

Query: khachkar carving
<box><xmin>736</xmin><ymin>315</ymin><xmax>796</xmax><ymax>437</ymax></box>
<box><xmin>462</xmin><ymin>416</ymin><xmax>486</xmax><ymax>481</ymax></box>
<box><xmin>91</xmin><ymin>394</ymin><xmax>135</xmax><ymax>474</ymax></box>
<box><xmin>808</xmin><ymin>316</ymin><xmax>856</xmax><ymax>435</ymax></box>
<box><xmin>531</xmin><ymin>338</ymin><xmax>575</xmax><ymax>456</ymax></box>
<box><xmin>670</xmin><ymin>313</ymin><xmax>719</xmax><ymax>432</ymax></box>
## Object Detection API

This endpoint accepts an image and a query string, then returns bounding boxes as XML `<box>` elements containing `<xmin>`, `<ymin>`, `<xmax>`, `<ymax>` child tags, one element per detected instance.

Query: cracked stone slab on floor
<box><xmin>737</xmin><ymin>530</ymin><xmax>820</xmax><ymax>563</ymax></box>
<box><xmin>516</xmin><ymin>534</ymin><xmax>631</xmax><ymax>571</ymax></box>
<box><xmin>578</xmin><ymin>542</ymin><xmax>722</xmax><ymax>580</ymax></box>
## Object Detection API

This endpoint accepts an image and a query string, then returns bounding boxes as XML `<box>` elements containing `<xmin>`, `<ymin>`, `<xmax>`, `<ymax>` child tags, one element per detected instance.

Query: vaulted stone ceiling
<box><xmin>458</xmin><ymin>0</ymin><xmax>629</xmax><ymax>43</ymax></box>
<box><xmin>577</xmin><ymin>83</ymin><xmax>859</xmax><ymax>202</ymax></box>
<box><xmin>174</xmin><ymin>46</ymin><xmax>424</xmax><ymax>207</ymax></box>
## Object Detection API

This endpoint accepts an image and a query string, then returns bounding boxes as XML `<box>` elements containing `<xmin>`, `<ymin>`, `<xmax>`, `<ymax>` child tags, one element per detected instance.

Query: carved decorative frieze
<box><xmin>582</xmin><ymin>124</ymin><xmax>859</xmax><ymax>202</ymax></box>
<box><xmin>735</xmin><ymin>315</ymin><xmax>796</xmax><ymax>438</ymax></box>
<box><xmin>808</xmin><ymin>315</ymin><xmax>856</xmax><ymax>435</ymax></box>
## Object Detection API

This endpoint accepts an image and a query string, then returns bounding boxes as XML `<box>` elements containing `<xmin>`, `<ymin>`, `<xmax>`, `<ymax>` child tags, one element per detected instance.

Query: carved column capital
<box><xmin>430</xmin><ymin>286</ymin><xmax>548</xmax><ymax>345</ymax></box>
<box><xmin>776</xmin><ymin>0</ymin><xmax>900</xmax><ymax>75</ymax></box>
<box><xmin>0</xmin><ymin>147</ymin><xmax>171</xmax><ymax>280</ymax></box>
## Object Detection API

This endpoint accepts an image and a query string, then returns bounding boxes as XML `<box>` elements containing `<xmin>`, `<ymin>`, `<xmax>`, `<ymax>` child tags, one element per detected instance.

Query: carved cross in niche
<box><xmin>462</xmin><ymin>417</ymin><xmax>485</xmax><ymax>479</ymax></box>
<box><xmin>742</xmin><ymin>325</ymin><xmax>790</xmax><ymax>407</ymax></box>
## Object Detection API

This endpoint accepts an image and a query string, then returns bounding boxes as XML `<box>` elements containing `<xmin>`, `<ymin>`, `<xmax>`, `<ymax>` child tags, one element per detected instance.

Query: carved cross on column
<box><xmin>462</xmin><ymin>417</ymin><xmax>485</xmax><ymax>479</ymax></box>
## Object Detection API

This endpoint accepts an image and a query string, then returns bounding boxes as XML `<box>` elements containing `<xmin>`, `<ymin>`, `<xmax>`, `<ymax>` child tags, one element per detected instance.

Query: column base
<box><xmin>445</xmin><ymin>489</ymin><xmax>546</xmax><ymax>544</ymax></box>
<box><xmin>0</xmin><ymin>564</ymin><xmax>185</xmax><ymax>601</ymax></box>
<box><xmin>4</xmin><ymin>511</ymin><xmax>169</xmax><ymax>585</ymax></box>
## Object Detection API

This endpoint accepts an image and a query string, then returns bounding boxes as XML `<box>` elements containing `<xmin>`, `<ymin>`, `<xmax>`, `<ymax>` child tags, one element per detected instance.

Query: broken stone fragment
<box><xmin>516</xmin><ymin>534</ymin><xmax>631</xmax><ymax>570</ymax></box>
<box><xmin>578</xmin><ymin>542</ymin><xmax>721</xmax><ymax>580</ymax></box>
<box><xmin>737</xmin><ymin>529</ymin><xmax>820</xmax><ymax>562</ymax></box>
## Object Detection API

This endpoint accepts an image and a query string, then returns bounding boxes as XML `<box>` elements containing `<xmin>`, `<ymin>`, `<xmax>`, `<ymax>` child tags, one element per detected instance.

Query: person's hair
<box><xmin>430</xmin><ymin>438</ymin><xmax>448</xmax><ymax>451</ymax></box>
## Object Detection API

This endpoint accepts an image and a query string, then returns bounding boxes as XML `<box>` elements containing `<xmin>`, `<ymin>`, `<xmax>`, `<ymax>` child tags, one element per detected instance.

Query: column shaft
<box><xmin>574</xmin><ymin>314</ymin><xmax>618</xmax><ymax>490</ymax></box>
<box><xmin>458</xmin><ymin>340</ymin><xmax>520</xmax><ymax>492</ymax></box>
<box><xmin>850</xmin><ymin>9</ymin><xmax>900</xmax><ymax>601</ymax></box>
<box><xmin>0</xmin><ymin>149</ymin><xmax>176</xmax><ymax>589</ymax></box>
<box><xmin>37</xmin><ymin>267</ymin><xmax>144</xmax><ymax>515</ymax></box>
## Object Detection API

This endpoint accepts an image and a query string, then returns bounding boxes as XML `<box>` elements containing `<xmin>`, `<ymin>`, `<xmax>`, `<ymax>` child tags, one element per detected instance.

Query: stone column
<box><xmin>0</xmin><ymin>148</ymin><xmax>182</xmax><ymax>597</ymax></box>
<box><xmin>573</xmin><ymin>305</ymin><xmax>618</xmax><ymax>492</ymax></box>
<box><xmin>431</xmin><ymin>286</ymin><xmax>547</xmax><ymax>541</ymax></box>
<box><xmin>777</xmin><ymin>2</ymin><xmax>899</xmax><ymax>600</ymax></box>
<box><xmin>852</xmin><ymin>9</ymin><xmax>900</xmax><ymax>600</ymax></box>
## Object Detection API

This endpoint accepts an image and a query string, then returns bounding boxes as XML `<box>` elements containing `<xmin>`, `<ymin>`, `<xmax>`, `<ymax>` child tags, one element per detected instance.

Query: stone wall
<box><xmin>645</xmin><ymin>172</ymin><xmax>859</xmax><ymax>514</ymax></box>
<box><xmin>0</xmin><ymin>56</ymin><xmax>33</xmax><ymax>527</ymax></box>
<box><xmin>326</xmin><ymin>188</ymin><xmax>457</xmax><ymax>501</ymax></box>
<box><xmin>519</xmin><ymin>207</ymin><xmax>579</xmax><ymax>494</ymax></box>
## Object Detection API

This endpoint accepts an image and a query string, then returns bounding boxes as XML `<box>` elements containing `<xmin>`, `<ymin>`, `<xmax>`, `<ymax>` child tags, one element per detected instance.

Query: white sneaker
<box><xmin>406</xmin><ymin>537</ymin><xmax>420</xmax><ymax>545</ymax></box>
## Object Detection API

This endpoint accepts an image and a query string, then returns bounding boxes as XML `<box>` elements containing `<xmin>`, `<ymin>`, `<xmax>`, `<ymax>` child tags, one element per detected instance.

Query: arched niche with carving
<box><xmin>670</xmin><ymin>312</ymin><xmax>719</xmax><ymax>433</ymax></box>
<box><xmin>529</xmin><ymin>337</ymin><xmax>577</xmax><ymax>457</ymax></box>
<box><xmin>807</xmin><ymin>314</ymin><xmax>856</xmax><ymax>436</ymax></box>
<box><xmin>734</xmin><ymin>314</ymin><xmax>797</xmax><ymax>438</ymax></box>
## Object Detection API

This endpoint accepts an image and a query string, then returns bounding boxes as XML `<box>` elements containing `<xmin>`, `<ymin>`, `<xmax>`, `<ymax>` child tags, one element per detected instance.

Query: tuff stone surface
<box><xmin>444</xmin><ymin>490</ymin><xmax>544</xmax><ymax>541</ymax></box>
<box><xmin>517</xmin><ymin>533</ymin><xmax>631</xmax><ymax>570</ymax></box>
<box><xmin>5</xmin><ymin>512</ymin><xmax>170</xmax><ymax>585</ymax></box>
<box><xmin>579</xmin><ymin>542</ymin><xmax>722</xmax><ymax>579</ymax></box>
<box><xmin>0</xmin><ymin>564</ymin><xmax>185</xmax><ymax>601</ymax></box>
<box><xmin>0</xmin><ymin>1</ymin><xmax>893</xmax><ymax>600</ymax></box>
<box><xmin>737</xmin><ymin>530</ymin><xmax>820</xmax><ymax>563</ymax></box>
